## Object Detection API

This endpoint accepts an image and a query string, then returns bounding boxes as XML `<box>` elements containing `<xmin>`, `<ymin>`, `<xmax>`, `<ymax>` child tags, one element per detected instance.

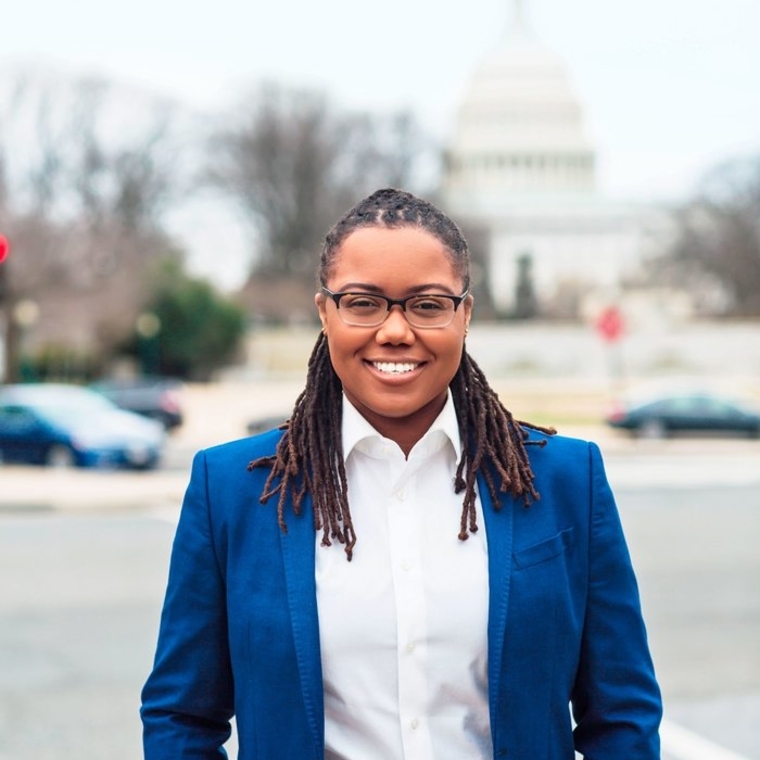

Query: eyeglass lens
<box><xmin>338</xmin><ymin>293</ymin><xmax>457</xmax><ymax>328</ymax></box>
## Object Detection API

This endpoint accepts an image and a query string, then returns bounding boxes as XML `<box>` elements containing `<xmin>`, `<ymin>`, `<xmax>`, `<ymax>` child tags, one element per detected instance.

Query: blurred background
<box><xmin>1</xmin><ymin>0</ymin><xmax>759</xmax><ymax>758</ymax></box>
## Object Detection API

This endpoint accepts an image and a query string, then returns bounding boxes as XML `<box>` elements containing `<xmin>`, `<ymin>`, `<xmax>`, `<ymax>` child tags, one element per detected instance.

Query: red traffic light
<box><xmin>0</xmin><ymin>234</ymin><xmax>9</xmax><ymax>264</ymax></box>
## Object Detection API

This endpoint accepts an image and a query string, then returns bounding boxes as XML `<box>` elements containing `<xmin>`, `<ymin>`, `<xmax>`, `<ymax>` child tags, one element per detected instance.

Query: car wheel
<box><xmin>46</xmin><ymin>445</ymin><xmax>76</xmax><ymax>468</ymax></box>
<box><xmin>637</xmin><ymin>419</ymin><xmax>666</xmax><ymax>439</ymax></box>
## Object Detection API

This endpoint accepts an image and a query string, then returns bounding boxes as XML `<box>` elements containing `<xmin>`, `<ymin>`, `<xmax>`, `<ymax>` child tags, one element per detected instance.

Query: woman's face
<box><xmin>316</xmin><ymin>225</ymin><xmax>472</xmax><ymax>452</ymax></box>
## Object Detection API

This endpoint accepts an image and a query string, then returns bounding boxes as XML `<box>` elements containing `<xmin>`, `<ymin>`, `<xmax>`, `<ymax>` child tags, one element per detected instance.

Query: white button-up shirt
<box><xmin>316</xmin><ymin>392</ymin><xmax>492</xmax><ymax>759</ymax></box>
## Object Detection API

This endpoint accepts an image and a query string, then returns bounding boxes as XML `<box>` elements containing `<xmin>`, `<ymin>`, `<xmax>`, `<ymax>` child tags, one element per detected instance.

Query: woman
<box><xmin>141</xmin><ymin>188</ymin><xmax>662</xmax><ymax>759</ymax></box>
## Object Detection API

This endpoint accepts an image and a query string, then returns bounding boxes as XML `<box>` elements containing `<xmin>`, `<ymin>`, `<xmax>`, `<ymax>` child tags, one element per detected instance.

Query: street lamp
<box><xmin>13</xmin><ymin>299</ymin><xmax>40</xmax><ymax>382</ymax></box>
<box><xmin>136</xmin><ymin>312</ymin><xmax>162</xmax><ymax>376</ymax></box>
<box><xmin>13</xmin><ymin>299</ymin><xmax>40</xmax><ymax>329</ymax></box>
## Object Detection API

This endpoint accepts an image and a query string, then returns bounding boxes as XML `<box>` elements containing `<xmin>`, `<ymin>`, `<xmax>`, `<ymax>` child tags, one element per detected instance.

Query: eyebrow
<box><xmin>336</xmin><ymin>282</ymin><xmax>459</xmax><ymax>295</ymax></box>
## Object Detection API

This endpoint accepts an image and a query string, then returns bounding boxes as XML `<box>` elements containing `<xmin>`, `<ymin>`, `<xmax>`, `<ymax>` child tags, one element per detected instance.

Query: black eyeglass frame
<box><xmin>321</xmin><ymin>286</ymin><xmax>470</xmax><ymax>329</ymax></box>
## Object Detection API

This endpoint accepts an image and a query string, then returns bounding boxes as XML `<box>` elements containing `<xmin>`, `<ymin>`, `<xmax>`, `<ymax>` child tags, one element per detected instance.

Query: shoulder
<box><xmin>177</xmin><ymin>429</ymin><xmax>290</xmax><ymax>531</ymax></box>
<box><xmin>202</xmin><ymin>427</ymin><xmax>284</xmax><ymax>465</ymax></box>
<box><xmin>521</xmin><ymin>426</ymin><xmax>601</xmax><ymax>460</ymax></box>
<box><xmin>520</xmin><ymin>427</ymin><xmax>608</xmax><ymax>492</ymax></box>
<box><xmin>188</xmin><ymin>428</ymin><xmax>286</xmax><ymax>492</ymax></box>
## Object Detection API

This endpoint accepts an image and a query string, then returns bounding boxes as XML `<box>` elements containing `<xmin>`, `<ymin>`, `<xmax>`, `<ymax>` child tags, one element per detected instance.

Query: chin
<box><xmin>372</xmin><ymin>394</ymin><xmax>442</xmax><ymax>419</ymax></box>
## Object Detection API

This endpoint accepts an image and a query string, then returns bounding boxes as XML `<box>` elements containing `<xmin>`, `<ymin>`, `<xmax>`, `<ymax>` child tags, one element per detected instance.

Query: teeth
<box><xmin>373</xmin><ymin>362</ymin><xmax>418</xmax><ymax>374</ymax></box>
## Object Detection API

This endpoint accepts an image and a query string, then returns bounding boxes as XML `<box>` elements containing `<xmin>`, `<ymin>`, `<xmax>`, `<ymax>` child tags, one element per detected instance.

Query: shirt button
<box><xmin>410</xmin><ymin>718</ymin><xmax>419</xmax><ymax>730</ymax></box>
<box><xmin>406</xmin><ymin>642</ymin><xmax>415</xmax><ymax>653</ymax></box>
<box><xmin>402</xmin><ymin>561</ymin><xmax>412</xmax><ymax>572</ymax></box>
<box><xmin>395</xmin><ymin>489</ymin><xmax>406</xmax><ymax>501</ymax></box>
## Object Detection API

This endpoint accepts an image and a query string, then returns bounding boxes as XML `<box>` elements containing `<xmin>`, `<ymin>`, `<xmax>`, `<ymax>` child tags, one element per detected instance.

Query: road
<box><xmin>1</xmin><ymin>436</ymin><xmax>759</xmax><ymax>759</ymax></box>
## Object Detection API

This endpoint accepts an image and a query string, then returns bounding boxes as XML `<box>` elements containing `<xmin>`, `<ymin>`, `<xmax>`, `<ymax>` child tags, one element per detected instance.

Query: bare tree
<box><xmin>660</xmin><ymin>155</ymin><xmax>760</xmax><ymax>316</ymax></box>
<box><xmin>1</xmin><ymin>72</ymin><xmax>180</xmax><ymax>231</ymax></box>
<box><xmin>207</xmin><ymin>82</ymin><xmax>430</xmax><ymax>282</ymax></box>
<box><xmin>0</xmin><ymin>69</ymin><xmax>185</xmax><ymax>379</ymax></box>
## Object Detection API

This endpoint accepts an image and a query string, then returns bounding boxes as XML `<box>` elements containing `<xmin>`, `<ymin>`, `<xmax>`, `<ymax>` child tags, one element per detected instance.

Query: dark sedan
<box><xmin>606</xmin><ymin>392</ymin><xmax>760</xmax><ymax>439</ymax></box>
<box><xmin>89</xmin><ymin>377</ymin><xmax>184</xmax><ymax>430</ymax></box>
<box><xmin>247</xmin><ymin>415</ymin><xmax>289</xmax><ymax>436</ymax></box>
<box><xmin>0</xmin><ymin>384</ymin><xmax>165</xmax><ymax>469</ymax></box>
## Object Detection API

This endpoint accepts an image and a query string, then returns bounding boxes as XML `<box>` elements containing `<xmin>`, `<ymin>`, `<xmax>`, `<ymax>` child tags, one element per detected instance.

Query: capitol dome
<box><xmin>444</xmin><ymin>11</ymin><xmax>596</xmax><ymax>200</ymax></box>
<box><xmin>438</xmin><ymin>3</ymin><xmax>665</xmax><ymax>320</ymax></box>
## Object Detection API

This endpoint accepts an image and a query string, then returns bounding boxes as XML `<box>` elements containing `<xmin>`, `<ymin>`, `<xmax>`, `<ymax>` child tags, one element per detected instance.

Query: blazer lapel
<box><xmin>279</xmin><ymin>494</ymin><xmax>324</xmax><ymax>756</ymax></box>
<box><xmin>479</xmin><ymin>473</ymin><xmax>515</xmax><ymax>729</ymax></box>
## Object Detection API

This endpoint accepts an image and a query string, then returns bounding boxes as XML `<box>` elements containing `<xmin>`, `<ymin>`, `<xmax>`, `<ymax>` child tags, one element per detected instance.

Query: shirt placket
<box><xmin>386</xmin><ymin>454</ymin><xmax>434</xmax><ymax>760</ymax></box>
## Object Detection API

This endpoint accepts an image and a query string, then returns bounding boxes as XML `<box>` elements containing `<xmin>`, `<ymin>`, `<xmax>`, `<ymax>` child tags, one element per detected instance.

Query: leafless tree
<box><xmin>660</xmin><ymin>155</ymin><xmax>760</xmax><ymax>316</ymax></box>
<box><xmin>1</xmin><ymin>72</ymin><xmax>180</xmax><ymax>231</ymax></box>
<box><xmin>206</xmin><ymin>82</ymin><xmax>431</xmax><ymax>282</ymax></box>
<box><xmin>0</xmin><ymin>69</ymin><xmax>185</xmax><ymax>379</ymax></box>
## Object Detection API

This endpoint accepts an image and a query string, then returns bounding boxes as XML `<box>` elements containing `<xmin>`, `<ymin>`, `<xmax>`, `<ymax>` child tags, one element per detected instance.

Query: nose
<box><xmin>375</xmin><ymin>304</ymin><xmax>415</xmax><ymax>344</ymax></box>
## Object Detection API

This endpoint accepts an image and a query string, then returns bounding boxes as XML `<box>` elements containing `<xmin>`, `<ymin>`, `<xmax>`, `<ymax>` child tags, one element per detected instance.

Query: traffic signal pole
<box><xmin>0</xmin><ymin>234</ymin><xmax>11</xmax><ymax>382</ymax></box>
<box><xmin>0</xmin><ymin>234</ymin><xmax>8</xmax><ymax>296</ymax></box>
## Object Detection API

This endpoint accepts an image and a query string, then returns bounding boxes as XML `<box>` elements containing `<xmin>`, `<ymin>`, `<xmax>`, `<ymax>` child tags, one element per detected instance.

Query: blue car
<box><xmin>0</xmin><ymin>383</ymin><xmax>165</xmax><ymax>469</ymax></box>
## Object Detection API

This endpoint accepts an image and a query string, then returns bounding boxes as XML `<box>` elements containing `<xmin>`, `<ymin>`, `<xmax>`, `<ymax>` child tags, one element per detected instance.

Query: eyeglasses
<box><xmin>321</xmin><ymin>287</ymin><xmax>469</xmax><ymax>329</ymax></box>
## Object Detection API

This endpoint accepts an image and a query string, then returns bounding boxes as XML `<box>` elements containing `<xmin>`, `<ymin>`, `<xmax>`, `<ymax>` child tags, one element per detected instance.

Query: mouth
<box><xmin>370</xmin><ymin>361</ymin><xmax>421</xmax><ymax>375</ymax></box>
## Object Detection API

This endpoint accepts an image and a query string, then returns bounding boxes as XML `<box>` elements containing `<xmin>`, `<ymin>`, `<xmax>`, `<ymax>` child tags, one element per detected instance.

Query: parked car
<box><xmin>0</xmin><ymin>383</ymin><xmax>165</xmax><ymax>469</ymax></box>
<box><xmin>247</xmin><ymin>415</ymin><xmax>289</xmax><ymax>436</ymax></box>
<box><xmin>605</xmin><ymin>391</ymin><xmax>760</xmax><ymax>439</ymax></box>
<box><xmin>89</xmin><ymin>376</ymin><xmax>184</xmax><ymax>430</ymax></box>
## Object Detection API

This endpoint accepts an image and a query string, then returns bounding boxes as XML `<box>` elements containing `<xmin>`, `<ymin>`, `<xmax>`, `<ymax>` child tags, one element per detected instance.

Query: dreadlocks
<box><xmin>248</xmin><ymin>188</ymin><xmax>555</xmax><ymax>560</ymax></box>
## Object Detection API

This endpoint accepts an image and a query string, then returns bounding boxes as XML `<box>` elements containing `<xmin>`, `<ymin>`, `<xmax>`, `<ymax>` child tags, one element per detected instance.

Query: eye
<box><xmin>409</xmin><ymin>296</ymin><xmax>449</xmax><ymax>313</ymax></box>
<box><xmin>341</xmin><ymin>294</ymin><xmax>384</xmax><ymax>311</ymax></box>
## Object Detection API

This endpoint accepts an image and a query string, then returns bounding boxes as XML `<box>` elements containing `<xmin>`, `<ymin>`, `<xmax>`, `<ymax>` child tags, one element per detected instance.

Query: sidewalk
<box><xmin>0</xmin><ymin>467</ymin><xmax>188</xmax><ymax>513</ymax></box>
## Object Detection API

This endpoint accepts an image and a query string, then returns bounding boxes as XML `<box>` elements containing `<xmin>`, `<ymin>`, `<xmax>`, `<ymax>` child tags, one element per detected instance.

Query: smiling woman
<box><xmin>316</xmin><ymin>225</ymin><xmax>473</xmax><ymax>453</ymax></box>
<box><xmin>141</xmin><ymin>188</ymin><xmax>663</xmax><ymax>760</ymax></box>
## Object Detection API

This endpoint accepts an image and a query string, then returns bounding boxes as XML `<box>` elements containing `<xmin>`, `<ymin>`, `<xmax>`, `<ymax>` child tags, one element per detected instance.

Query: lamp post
<box><xmin>136</xmin><ymin>312</ymin><xmax>161</xmax><ymax>376</ymax></box>
<box><xmin>13</xmin><ymin>299</ymin><xmax>40</xmax><ymax>382</ymax></box>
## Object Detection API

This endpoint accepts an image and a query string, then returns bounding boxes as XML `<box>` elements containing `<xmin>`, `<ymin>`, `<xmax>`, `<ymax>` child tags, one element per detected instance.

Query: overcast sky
<box><xmin>3</xmin><ymin>0</ymin><xmax>759</xmax><ymax>286</ymax></box>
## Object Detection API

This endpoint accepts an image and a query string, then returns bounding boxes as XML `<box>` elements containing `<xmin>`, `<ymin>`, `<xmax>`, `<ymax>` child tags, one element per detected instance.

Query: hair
<box><xmin>249</xmin><ymin>188</ymin><xmax>555</xmax><ymax>560</ymax></box>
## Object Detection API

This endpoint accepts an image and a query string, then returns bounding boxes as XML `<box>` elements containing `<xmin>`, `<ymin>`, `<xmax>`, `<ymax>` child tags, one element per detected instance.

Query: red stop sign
<box><xmin>0</xmin><ymin>234</ymin><xmax>9</xmax><ymax>264</ymax></box>
<box><xmin>596</xmin><ymin>306</ymin><xmax>624</xmax><ymax>343</ymax></box>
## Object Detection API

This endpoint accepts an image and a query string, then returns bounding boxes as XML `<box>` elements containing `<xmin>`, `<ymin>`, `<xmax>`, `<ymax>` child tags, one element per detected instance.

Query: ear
<box><xmin>463</xmin><ymin>293</ymin><xmax>474</xmax><ymax>331</ymax></box>
<box><xmin>315</xmin><ymin>292</ymin><xmax>328</xmax><ymax>331</ymax></box>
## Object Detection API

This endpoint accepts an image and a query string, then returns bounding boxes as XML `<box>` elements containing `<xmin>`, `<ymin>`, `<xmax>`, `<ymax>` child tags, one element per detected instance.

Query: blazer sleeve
<box><xmin>571</xmin><ymin>442</ymin><xmax>662</xmax><ymax>758</ymax></box>
<box><xmin>140</xmin><ymin>450</ymin><xmax>234</xmax><ymax>759</ymax></box>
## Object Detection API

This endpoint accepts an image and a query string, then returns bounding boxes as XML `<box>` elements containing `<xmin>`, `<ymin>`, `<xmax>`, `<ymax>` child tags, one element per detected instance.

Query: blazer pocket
<box><xmin>513</xmin><ymin>527</ymin><xmax>575</xmax><ymax>569</ymax></box>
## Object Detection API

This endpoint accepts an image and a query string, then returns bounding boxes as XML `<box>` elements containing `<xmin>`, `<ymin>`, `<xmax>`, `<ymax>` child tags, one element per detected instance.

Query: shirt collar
<box><xmin>341</xmin><ymin>389</ymin><xmax>461</xmax><ymax>462</ymax></box>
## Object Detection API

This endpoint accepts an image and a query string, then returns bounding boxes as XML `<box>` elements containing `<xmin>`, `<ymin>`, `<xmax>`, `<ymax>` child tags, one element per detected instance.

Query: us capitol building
<box><xmin>441</xmin><ymin>1</ymin><xmax>670</xmax><ymax>319</ymax></box>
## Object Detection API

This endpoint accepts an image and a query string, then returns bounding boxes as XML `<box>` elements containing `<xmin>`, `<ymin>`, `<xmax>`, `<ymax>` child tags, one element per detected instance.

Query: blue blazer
<box><xmin>141</xmin><ymin>428</ymin><xmax>662</xmax><ymax>759</ymax></box>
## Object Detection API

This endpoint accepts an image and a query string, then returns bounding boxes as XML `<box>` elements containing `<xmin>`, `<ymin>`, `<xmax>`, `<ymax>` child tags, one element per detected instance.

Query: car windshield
<box><xmin>3</xmin><ymin>387</ymin><xmax>117</xmax><ymax>426</ymax></box>
<box><xmin>35</xmin><ymin>402</ymin><xmax>111</xmax><ymax>427</ymax></box>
